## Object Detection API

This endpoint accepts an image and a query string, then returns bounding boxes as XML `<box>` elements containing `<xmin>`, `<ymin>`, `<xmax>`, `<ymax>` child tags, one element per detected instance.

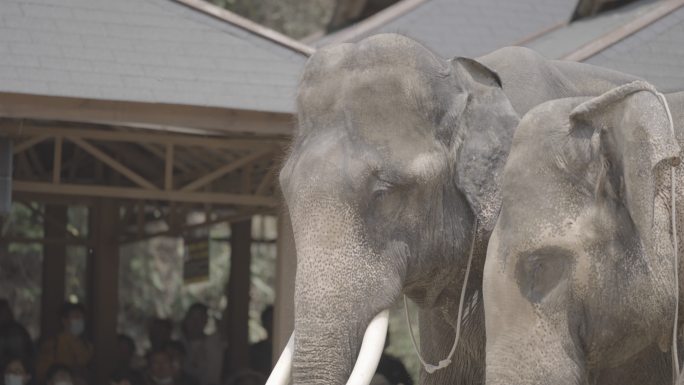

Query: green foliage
<box><xmin>210</xmin><ymin>0</ymin><xmax>335</xmax><ymax>39</ymax></box>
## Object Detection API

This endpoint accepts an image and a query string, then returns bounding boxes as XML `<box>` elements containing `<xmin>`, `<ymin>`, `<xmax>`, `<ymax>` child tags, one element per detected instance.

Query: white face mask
<box><xmin>69</xmin><ymin>318</ymin><xmax>84</xmax><ymax>336</ymax></box>
<box><xmin>5</xmin><ymin>374</ymin><xmax>24</xmax><ymax>385</ymax></box>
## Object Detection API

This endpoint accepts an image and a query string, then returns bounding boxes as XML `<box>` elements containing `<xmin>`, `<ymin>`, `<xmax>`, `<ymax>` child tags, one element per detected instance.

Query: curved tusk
<box><xmin>265</xmin><ymin>333</ymin><xmax>294</xmax><ymax>385</ymax></box>
<box><xmin>346</xmin><ymin>309</ymin><xmax>390</xmax><ymax>385</ymax></box>
<box><xmin>264</xmin><ymin>309</ymin><xmax>389</xmax><ymax>385</ymax></box>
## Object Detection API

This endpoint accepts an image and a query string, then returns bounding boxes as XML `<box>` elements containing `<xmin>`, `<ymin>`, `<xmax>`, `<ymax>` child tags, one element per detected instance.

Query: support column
<box><xmin>41</xmin><ymin>204</ymin><xmax>67</xmax><ymax>340</ymax></box>
<box><xmin>87</xmin><ymin>199</ymin><xmax>119</xmax><ymax>385</ymax></box>
<box><xmin>273</xmin><ymin>211</ymin><xmax>296</xmax><ymax>362</ymax></box>
<box><xmin>226</xmin><ymin>219</ymin><xmax>252</xmax><ymax>373</ymax></box>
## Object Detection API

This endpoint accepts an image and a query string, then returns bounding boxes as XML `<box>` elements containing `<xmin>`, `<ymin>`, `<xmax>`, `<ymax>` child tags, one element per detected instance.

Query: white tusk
<box><xmin>266</xmin><ymin>333</ymin><xmax>294</xmax><ymax>385</ymax></box>
<box><xmin>346</xmin><ymin>309</ymin><xmax>390</xmax><ymax>385</ymax></box>
<box><xmin>264</xmin><ymin>309</ymin><xmax>389</xmax><ymax>385</ymax></box>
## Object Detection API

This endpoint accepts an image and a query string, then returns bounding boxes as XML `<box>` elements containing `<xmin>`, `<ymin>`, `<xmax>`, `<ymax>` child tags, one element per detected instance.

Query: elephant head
<box><xmin>484</xmin><ymin>81</ymin><xmax>681</xmax><ymax>385</ymax></box>
<box><xmin>275</xmin><ymin>34</ymin><xmax>519</xmax><ymax>385</ymax></box>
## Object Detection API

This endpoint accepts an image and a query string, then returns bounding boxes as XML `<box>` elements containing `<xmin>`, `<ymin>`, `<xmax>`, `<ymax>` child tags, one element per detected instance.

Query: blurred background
<box><xmin>0</xmin><ymin>0</ymin><xmax>683</xmax><ymax>384</ymax></box>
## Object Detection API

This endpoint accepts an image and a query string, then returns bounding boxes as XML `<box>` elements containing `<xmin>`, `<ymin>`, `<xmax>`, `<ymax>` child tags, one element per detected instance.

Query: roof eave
<box><xmin>173</xmin><ymin>0</ymin><xmax>316</xmax><ymax>56</ymax></box>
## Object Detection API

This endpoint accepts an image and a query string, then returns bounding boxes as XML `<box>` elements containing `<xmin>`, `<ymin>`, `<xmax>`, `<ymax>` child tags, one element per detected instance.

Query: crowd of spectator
<box><xmin>0</xmin><ymin>299</ymin><xmax>413</xmax><ymax>385</ymax></box>
<box><xmin>0</xmin><ymin>299</ymin><xmax>274</xmax><ymax>385</ymax></box>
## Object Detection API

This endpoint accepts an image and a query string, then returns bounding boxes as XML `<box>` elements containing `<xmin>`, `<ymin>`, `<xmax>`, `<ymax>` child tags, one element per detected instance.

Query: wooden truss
<box><xmin>1</xmin><ymin>118</ymin><xmax>287</xmax><ymax>243</ymax></box>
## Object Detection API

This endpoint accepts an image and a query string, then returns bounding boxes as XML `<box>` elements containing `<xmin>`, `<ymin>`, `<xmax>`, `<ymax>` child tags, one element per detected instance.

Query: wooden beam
<box><xmin>88</xmin><ymin>199</ymin><xmax>119</xmax><ymax>385</ymax></box>
<box><xmin>13</xmin><ymin>181</ymin><xmax>279</xmax><ymax>207</ymax></box>
<box><xmin>27</xmin><ymin>147</ymin><xmax>46</xmax><ymax>177</ymax></box>
<box><xmin>13</xmin><ymin>134</ymin><xmax>51</xmax><ymax>154</ymax></box>
<box><xmin>165</xmin><ymin>144</ymin><xmax>174</xmax><ymax>191</ymax></box>
<box><xmin>0</xmin><ymin>93</ymin><xmax>296</xmax><ymax>136</ymax></box>
<box><xmin>120</xmin><ymin>209</ymin><xmax>264</xmax><ymax>244</ymax></box>
<box><xmin>226</xmin><ymin>219</ymin><xmax>252</xmax><ymax>373</ymax></box>
<box><xmin>174</xmin><ymin>0</ymin><xmax>314</xmax><ymax>56</ymax></box>
<box><xmin>181</xmin><ymin>148</ymin><xmax>273</xmax><ymax>192</ymax></box>
<box><xmin>70</xmin><ymin>137</ymin><xmax>158</xmax><ymax>190</ymax></box>
<box><xmin>562</xmin><ymin>0</ymin><xmax>684</xmax><ymax>61</ymax></box>
<box><xmin>40</xmin><ymin>205</ymin><xmax>67</xmax><ymax>341</ymax></box>
<box><xmin>52</xmin><ymin>137</ymin><xmax>62</xmax><ymax>184</ymax></box>
<box><xmin>256</xmin><ymin>166</ymin><xmax>277</xmax><ymax>196</ymax></box>
<box><xmin>1</xmin><ymin>122</ymin><xmax>287</xmax><ymax>149</ymax></box>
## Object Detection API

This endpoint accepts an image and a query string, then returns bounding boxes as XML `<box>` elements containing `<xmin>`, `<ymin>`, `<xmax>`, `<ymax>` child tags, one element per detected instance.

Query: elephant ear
<box><xmin>446</xmin><ymin>57</ymin><xmax>515</xmax><ymax>232</ymax></box>
<box><xmin>450</xmin><ymin>57</ymin><xmax>502</xmax><ymax>88</ymax></box>
<box><xmin>569</xmin><ymin>80</ymin><xmax>680</xmax><ymax>248</ymax></box>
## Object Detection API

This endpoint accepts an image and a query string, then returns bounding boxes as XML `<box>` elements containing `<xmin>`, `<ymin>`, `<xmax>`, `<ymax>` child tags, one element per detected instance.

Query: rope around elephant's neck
<box><xmin>403</xmin><ymin>219</ymin><xmax>478</xmax><ymax>374</ymax></box>
<box><xmin>654</xmin><ymin>90</ymin><xmax>681</xmax><ymax>384</ymax></box>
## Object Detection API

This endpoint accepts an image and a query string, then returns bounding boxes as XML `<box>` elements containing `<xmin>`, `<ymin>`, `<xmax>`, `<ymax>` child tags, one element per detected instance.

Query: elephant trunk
<box><xmin>284</xmin><ymin>198</ymin><xmax>404</xmax><ymax>385</ymax></box>
<box><xmin>266</xmin><ymin>311</ymin><xmax>389</xmax><ymax>385</ymax></box>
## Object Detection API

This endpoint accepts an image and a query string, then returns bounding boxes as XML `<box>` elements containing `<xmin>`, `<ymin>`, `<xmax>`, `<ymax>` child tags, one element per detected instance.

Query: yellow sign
<box><xmin>183</xmin><ymin>236</ymin><xmax>210</xmax><ymax>284</ymax></box>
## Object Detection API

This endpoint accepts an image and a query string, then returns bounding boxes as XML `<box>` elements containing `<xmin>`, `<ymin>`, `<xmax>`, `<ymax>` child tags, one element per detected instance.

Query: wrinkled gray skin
<box><xmin>279</xmin><ymin>33</ymin><xmax>644</xmax><ymax>385</ymax></box>
<box><xmin>485</xmin><ymin>85</ymin><xmax>684</xmax><ymax>385</ymax></box>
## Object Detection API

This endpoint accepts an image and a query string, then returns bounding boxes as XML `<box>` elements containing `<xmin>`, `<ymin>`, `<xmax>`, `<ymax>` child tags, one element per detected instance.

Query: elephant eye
<box><xmin>369</xmin><ymin>171</ymin><xmax>399</xmax><ymax>201</ymax></box>
<box><xmin>371</xmin><ymin>181</ymin><xmax>394</xmax><ymax>201</ymax></box>
<box><xmin>515</xmin><ymin>247</ymin><xmax>573</xmax><ymax>303</ymax></box>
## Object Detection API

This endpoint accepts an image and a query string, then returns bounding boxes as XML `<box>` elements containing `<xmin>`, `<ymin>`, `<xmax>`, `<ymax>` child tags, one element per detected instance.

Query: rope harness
<box><xmin>653</xmin><ymin>90</ymin><xmax>680</xmax><ymax>385</ymax></box>
<box><xmin>404</xmin><ymin>219</ymin><xmax>478</xmax><ymax>374</ymax></box>
<box><xmin>404</xmin><ymin>88</ymin><xmax>679</xmax><ymax>382</ymax></box>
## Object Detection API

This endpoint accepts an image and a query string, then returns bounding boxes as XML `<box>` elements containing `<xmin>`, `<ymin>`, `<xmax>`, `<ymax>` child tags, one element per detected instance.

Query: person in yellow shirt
<box><xmin>35</xmin><ymin>303</ymin><xmax>93</xmax><ymax>384</ymax></box>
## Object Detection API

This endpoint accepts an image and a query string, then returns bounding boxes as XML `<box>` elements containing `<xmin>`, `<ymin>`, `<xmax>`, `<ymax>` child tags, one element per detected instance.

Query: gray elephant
<box><xmin>483</xmin><ymin>82</ymin><xmax>684</xmax><ymax>385</ymax></box>
<box><xmin>271</xmin><ymin>33</ymin><xmax>645</xmax><ymax>385</ymax></box>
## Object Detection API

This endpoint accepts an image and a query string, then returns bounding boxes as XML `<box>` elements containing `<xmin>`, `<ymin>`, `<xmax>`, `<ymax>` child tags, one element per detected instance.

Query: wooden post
<box><xmin>226</xmin><ymin>219</ymin><xmax>252</xmax><ymax>373</ymax></box>
<box><xmin>87</xmin><ymin>199</ymin><xmax>119</xmax><ymax>385</ymax></box>
<box><xmin>273</xmin><ymin>211</ymin><xmax>296</xmax><ymax>363</ymax></box>
<box><xmin>41</xmin><ymin>204</ymin><xmax>67</xmax><ymax>340</ymax></box>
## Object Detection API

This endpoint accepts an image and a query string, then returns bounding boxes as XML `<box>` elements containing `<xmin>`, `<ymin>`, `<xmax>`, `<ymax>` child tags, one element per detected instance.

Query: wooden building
<box><xmin>0</xmin><ymin>0</ymin><xmax>312</xmax><ymax>383</ymax></box>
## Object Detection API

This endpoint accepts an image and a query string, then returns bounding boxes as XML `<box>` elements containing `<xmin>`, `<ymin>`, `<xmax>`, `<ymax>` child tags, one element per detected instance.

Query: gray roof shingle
<box><xmin>584</xmin><ymin>3</ymin><xmax>684</xmax><ymax>92</ymax></box>
<box><xmin>317</xmin><ymin>0</ymin><xmax>578</xmax><ymax>59</ymax></box>
<box><xmin>0</xmin><ymin>0</ymin><xmax>308</xmax><ymax>113</ymax></box>
<box><xmin>524</xmin><ymin>0</ymin><xmax>684</xmax><ymax>92</ymax></box>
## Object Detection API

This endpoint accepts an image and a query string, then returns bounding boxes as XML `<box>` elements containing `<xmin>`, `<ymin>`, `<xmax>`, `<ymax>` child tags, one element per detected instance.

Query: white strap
<box><xmin>404</xmin><ymin>219</ymin><xmax>478</xmax><ymax>374</ymax></box>
<box><xmin>654</xmin><ymin>91</ymin><xmax>680</xmax><ymax>385</ymax></box>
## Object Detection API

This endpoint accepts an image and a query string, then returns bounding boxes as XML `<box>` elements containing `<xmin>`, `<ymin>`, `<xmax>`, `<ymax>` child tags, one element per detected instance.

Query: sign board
<box><xmin>183</xmin><ymin>235</ymin><xmax>210</xmax><ymax>284</ymax></box>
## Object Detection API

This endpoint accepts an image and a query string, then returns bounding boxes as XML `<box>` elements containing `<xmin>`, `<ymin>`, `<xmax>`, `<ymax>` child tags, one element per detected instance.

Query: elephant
<box><xmin>483</xmin><ymin>82</ymin><xmax>684</xmax><ymax>385</ymax></box>
<box><xmin>272</xmin><ymin>33</ymin><xmax>646</xmax><ymax>385</ymax></box>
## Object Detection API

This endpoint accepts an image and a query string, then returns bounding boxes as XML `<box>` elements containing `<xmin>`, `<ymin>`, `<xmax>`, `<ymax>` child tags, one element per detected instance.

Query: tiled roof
<box><xmin>584</xmin><ymin>2</ymin><xmax>684</xmax><ymax>92</ymax></box>
<box><xmin>525</xmin><ymin>0</ymin><xmax>684</xmax><ymax>92</ymax></box>
<box><xmin>0</xmin><ymin>0</ymin><xmax>310</xmax><ymax>113</ymax></box>
<box><xmin>316</xmin><ymin>0</ymin><xmax>578</xmax><ymax>59</ymax></box>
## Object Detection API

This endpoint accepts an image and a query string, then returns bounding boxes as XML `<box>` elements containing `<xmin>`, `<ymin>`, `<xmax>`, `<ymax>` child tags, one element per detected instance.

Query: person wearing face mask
<box><xmin>111</xmin><ymin>335</ymin><xmax>144</xmax><ymax>385</ymax></box>
<box><xmin>145</xmin><ymin>350</ymin><xmax>177</xmax><ymax>385</ymax></box>
<box><xmin>2</xmin><ymin>357</ymin><xmax>32</xmax><ymax>385</ymax></box>
<box><xmin>163</xmin><ymin>341</ymin><xmax>198</xmax><ymax>385</ymax></box>
<box><xmin>35</xmin><ymin>303</ymin><xmax>92</xmax><ymax>384</ymax></box>
<box><xmin>180</xmin><ymin>304</ymin><xmax>224</xmax><ymax>385</ymax></box>
<box><xmin>45</xmin><ymin>364</ymin><xmax>73</xmax><ymax>385</ymax></box>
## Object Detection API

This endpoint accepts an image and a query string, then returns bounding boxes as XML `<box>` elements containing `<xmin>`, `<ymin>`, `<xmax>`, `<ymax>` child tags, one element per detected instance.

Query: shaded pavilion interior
<box><xmin>0</xmin><ymin>103</ymin><xmax>297</xmax><ymax>384</ymax></box>
<box><xmin>0</xmin><ymin>0</ymin><xmax>307</xmax><ymax>383</ymax></box>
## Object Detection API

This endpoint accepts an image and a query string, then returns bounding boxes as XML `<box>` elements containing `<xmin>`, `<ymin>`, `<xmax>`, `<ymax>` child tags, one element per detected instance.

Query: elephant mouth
<box><xmin>265</xmin><ymin>309</ymin><xmax>390</xmax><ymax>385</ymax></box>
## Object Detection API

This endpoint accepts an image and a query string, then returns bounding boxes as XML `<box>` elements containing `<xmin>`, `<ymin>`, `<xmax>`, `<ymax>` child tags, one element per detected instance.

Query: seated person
<box><xmin>2</xmin><ymin>356</ymin><xmax>32</xmax><ymax>385</ymax></box>
<box><xmin>145</xmin><ymin>350</ymin><xmax>177</xmax><ymax>385</ymax></box>
<box><xmin>44</xmin><ymin>364</ymin><xmax>74</xmax><ymax>385</ymax></box>
<box><xmin>112</xmin><ymin>335</ymin><xmax>144</xmax><ymax>385</ymax></box>
<box><xmin>163</xmin><ymin>341</ymin><xmax>198</xmax><ymax>385</ymax></box>
<box><xmin>180</xmin><ymin>304</ymin><xmax>224</xmax><ymax>385</ymax></box>
<box><xmin>0</xmin><ymin>320</ymin><xmax>34</xmax><ymax>369</ymax></box>
<box><xmin>147</xmin><ymin>319</ymin><xmax>173</xmax><ymax>354</ymax></box>
<box><xmin>35</xmin><ymin>303</ymin><xmax>92</xmax><ymax>384</ymax></box>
